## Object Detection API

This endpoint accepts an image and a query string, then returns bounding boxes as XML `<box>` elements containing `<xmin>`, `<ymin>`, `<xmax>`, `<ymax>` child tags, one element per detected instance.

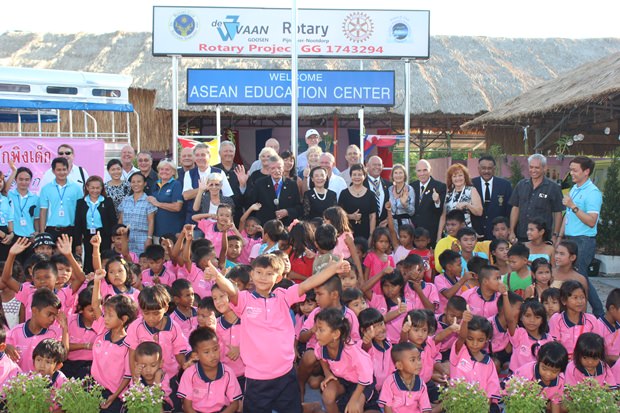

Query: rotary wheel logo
<box><xmin>342</xmin><ymin>12</ymin><xmax>374</xmax><ymax>43</ymax></box>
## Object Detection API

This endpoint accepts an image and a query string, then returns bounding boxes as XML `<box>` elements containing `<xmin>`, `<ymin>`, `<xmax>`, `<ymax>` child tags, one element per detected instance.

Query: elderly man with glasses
<box><xmin>39</xmin><ymin>144</ymin><xmax>90</xmax><ymax>189</ymax></box>
<box><xmin>136</xmin><ymin>151</ymin><xmax>159</xmax><ymax>195</ymax></box>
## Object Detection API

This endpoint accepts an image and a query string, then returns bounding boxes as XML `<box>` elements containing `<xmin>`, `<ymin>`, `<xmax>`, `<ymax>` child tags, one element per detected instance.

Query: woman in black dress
<box><xmin>303</xmin><ymin>166</ymin><xmax>337</xmax><ymax>219</ymax></box>
<box><xmin>338</xmin><ymin>163</ymin><xmax>377</xmax><ymax>240</ymax></box>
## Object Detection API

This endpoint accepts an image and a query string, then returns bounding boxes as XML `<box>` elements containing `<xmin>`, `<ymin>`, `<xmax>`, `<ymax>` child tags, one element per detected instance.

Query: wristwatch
<box><xmin>572</xmin><ymin>206</ymin><xmax>580</xmax><ymax>213</ymax></box>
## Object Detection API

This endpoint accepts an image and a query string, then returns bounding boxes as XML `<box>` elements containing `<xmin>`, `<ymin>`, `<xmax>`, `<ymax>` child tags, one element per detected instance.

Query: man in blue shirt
<box><xmin>560</xmin><ymin>156</ymin><xmax>604</xmax><ymax>317</ymax></box>
<box><xmin>39</xmin><ymin>157</ymin><xmax>83</xmax><ymax>250</ymax></box>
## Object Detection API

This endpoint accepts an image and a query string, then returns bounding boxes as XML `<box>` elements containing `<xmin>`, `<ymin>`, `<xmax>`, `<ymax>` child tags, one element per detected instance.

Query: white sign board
<box><xmin>153</xmin><ymin>6</ymin><xmax>429</xmax><ymax>59</ymax></box>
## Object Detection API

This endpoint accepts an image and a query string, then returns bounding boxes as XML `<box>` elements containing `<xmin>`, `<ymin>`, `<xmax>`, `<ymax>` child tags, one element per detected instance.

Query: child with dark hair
<box><xmin>324</xmin><ymin>206</ymin><xmax>364</xmax><ymax>278</ymax></box>
<box><xmin>169</xmin><ymin>278</ymin><xmax>197</xmax><ymax>339</ymax></box>
<box><xmin>33</xmin><ymin>338</ymin><xmax>67</xmax><ymax>389</ymax></box>
<box><xmin>141</xmin><ymin>244</ymin><xmax>176</xmax><ymax>287</ymax></box>
<box><xmin>504</xmin><ymin>243</ymin><xmax>532</xmax><ymax>297</ymax></box>
<box><xmin>378</xmin><ymin>342</ymin><xmax>431</xmax><ymax>413</ymax></box>
<box><xmin>252</xmin><ymin>219</ymin><xmax>285</xmax><ymax>259</ymax></box>
<box><xmin>489</xmin><ymin>291</ymin><xmax>522</xmax><ymax>373</ymax></box>
<box><xmin>434</xmin><ymin>209</ymin><xmax>466</xmax><ymax>273</ymax></box>
<box><xmin>564</xmin><ymin>332</ymin><xmax>617</xmax><ymax>388</ymax></box>
<box><xmin>456</xmin><ymin>227</ymin><xmax>488</xmax><ymax>271</ymax></box>
<box><xmin>525</xmin><ymin>258</ymin><xmax>553</xmax><ymax>300</ymax></box>
<box><xmin>450</xmin><ymin>311</ymin><xmax>500</xmax><ymax>412</ymax></box>
<box><xmin>312</xmin><ymin>224</ymin><xmax>340</xmax><ymax>273</ymax></box>
<box><xmin>342</xmin><ymin>287</ymin><xmax>367</xmax><ymax>317</ymax></box>
<box><xmin>541</xmin><ymin>287</ymin><xmax>561</xmax><ymax>319</ymax></box>
<box><xmin>598</xmin><ymin>288</ymin><xmax>620</xmax><ymax>364</ymax></box>
<box><xmin>238</xmin><ymin>206</ymin><xmax>262</xmax><ymax>265</ymax></box>
<box><xmin>358</xmin><ymin>307</ymin><xmax>394</xmax><ymax>391</ymax></box>
<box><xmin>196</xmin><ymin>296</ymin><xmax>216</xmax><ymax>331</ymax></box>
<box><xmin>489</xmin><ymin>238</ymin><xmax>510</xmax><ymax>276</ymax></box>
<box><xmin>132</xmin><ymin>341</ymin><xmax>173</xmax><ymax>411</ymax></box>
<box><xmin>6</xmin><ymin>288</ymin><xmax>68</xmax><ymax>372</ymax></box>
<box><xmin>314</xmin><ymin>308</ymin><xmax>379</xmax><ymax>413</ymax></box>
<box><xmin>353</xmin><ymin>236</ymin><xmax>369</xmax><ymax>266</ymax></box>
<box><xmin>461</xmin><ymin>265</ymin><xmax>503</xmax><ymax>318</ymax></box>
<box><xmin>436</xmin><ymin>296</ymin><xmax>467</xmax><ymax>362</ymax></box>
<box><xmin>513</xmin><ymin>341</ymin><xmax>569</xmax><ymax>412</ymax></box>
<box><xmin>398</xmin><ymin>254</ymin><xmax>439</xmax><ymax>312</ymax></box>
<box><xmin>294</xmin><ymin>289</ymin><xmax>317</xmax><ymax>358</ymax></box>
<box><xmin>178</xmin><ymin>225</ymin><xmax>216</xmax><ymax>299</ymax></box>
<box><xmin>178</xmin><ymin>327</ymin><xmax>242</xmax><ymax>413</ymax></box>
<box><xmin>364</xmin><ymin>227</ymin><xmax>395</xmax><ymax>297</ymax></box>
<box><xmin>339</xmin><ymin>259</ymin><xmax>360</xmax><ymax>290</ymax></box>
<box><xmin>435</xmin><ymin>250</ymin><xmax>472</xmax><ymax>313</ymax></box>
<box><xmin>409</xmin><ymin>227</ymin><xmax>434</xmax><ymax>282</ymax></box>
<box><xmin>286</xmin><ymin>221</ymin><xmax>316</xmax><ymax>284</ymax></box>
<box><xmin>63</xmin><ymin>287</ymin><xmax>98</xmax><ymax>379</ymax></box>
<box><xmin>227</xmin><ymin>265</ymin><xmax>252</xmax><ymax>291</ymax></box>
<box><xmin>224</xmin><ymin>234</ymin><xmax>244</xmax><ymax>269</ymax></box>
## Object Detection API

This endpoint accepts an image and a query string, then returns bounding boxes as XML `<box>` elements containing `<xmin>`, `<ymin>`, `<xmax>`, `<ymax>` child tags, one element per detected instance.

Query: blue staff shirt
<box><xmin>85</xmin><ymin>195</ymin><xmax>104</xmax><ymax>229</ymax></box>
<box><xmin>565</xmin><ymin>179</ymin><xmax>602</xmax><ymax>237</ymax></box>
<box><xmin>0</xmin><ymin>194</ymin><xmax>14</xmax><ymax>228</ymax></box>
<box><xmin>8</xmin><ymin>189</ymin><xmax>39</xmax><ymax>236</ymax></box>
<box><xmin>39</xmin><ymin>180</ymin><xmax>83</xmax><ymax>227</ymax></box>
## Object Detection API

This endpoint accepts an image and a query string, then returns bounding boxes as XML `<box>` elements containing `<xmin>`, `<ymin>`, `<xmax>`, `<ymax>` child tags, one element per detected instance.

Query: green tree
<box><xmin>509</xmin><ymin>158</ymin><xmax>524</xmax><ymax>188</ymax></box>
<box><xmin>598</xmin><ymin>150</ymin><xmax>620</xmax><ymax>254</ymax></box>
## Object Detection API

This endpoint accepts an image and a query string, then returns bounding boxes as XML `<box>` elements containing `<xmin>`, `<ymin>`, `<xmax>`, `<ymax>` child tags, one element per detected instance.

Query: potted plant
<box><xmin>3</xmin><ymin>372</ymin><xmax>52</xmax><ymax>413</ymax></box>
<box><xmin>597</xmin><ymin>150</ymin><xmax>620</xmax><ymax>274</ymax></box>
<box><xmin>502</xmin><ymin>375</ymin><xmax>547</xmax><ymax>413</ymax></box>
<box><xmin>55</xmin><ymin>376</ymin><xmax>104</xmax><ymax>413</ymax></box>
<box><xmin>123</xmin><ymin>382</ymin><xmax>165</xmax><ymax>413</ymax></box>
<box><xmin>564</xmin><ymin>378</ymin><xmax>619</xmax><ymax>413</ymax></box>
<box><xmin>438</xmin><ymin>378</ymin><xmax>490</xmax><ymax>413</ymax></box>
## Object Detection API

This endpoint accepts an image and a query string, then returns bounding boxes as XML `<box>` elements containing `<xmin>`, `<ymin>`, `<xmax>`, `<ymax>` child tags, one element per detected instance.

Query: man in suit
<box><xmin>411</xmin><ymin>159</ymin><xmax>447</xmax><ymax>246</ymax></box>
<box><xmin>364</xmin><ymin>155</ymin><xmax>391</xmax><ymax>225</ymax></box>
<box><xmin>472</xmin><ymin>155</ymin><xmax>513</xmax><ymax>240</ymax></box>
<box><xmin>245</xmin><ymin>155</ymin><xmax>301</xmax><ymax>226</ymax></box>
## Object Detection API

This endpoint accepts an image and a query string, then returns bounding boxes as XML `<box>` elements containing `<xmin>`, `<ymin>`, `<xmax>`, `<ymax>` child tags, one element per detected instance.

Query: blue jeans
<box><xmin>566</xmin><ymin>235</ymin><xmax>605</xmax><ymax>317</ymax></box>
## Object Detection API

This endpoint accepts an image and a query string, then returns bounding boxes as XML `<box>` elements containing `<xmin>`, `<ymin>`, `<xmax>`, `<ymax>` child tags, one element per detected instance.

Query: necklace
<box><xmin>350</xmin><ymin>186</ymin><xmax>365</xmax><ymax>197</ymax></box>
<box><xmin>313</xmin><ymin>188</ymin><xmax>327</xmax><ymax>201</ymax></box>
<box><xmin>394</xmin><ymin>183</ymin><xmax>405</xmax><ymax>195</ymax></box>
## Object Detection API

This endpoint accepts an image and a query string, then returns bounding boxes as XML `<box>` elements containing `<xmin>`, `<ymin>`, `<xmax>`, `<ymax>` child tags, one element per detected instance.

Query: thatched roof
<box><xmin>1</xmin><ymin>31</ymin><xmax>620</xmax><ymax>118</ymax></box>
<box><xmin>463</xmin><ymin>51</ymin><xmax>620</xmax><ymax>128</ymax></box>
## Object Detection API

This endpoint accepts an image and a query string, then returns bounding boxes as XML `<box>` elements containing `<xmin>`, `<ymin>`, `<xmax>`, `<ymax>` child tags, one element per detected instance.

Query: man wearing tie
<box><xmin>411</xmin><ymin>160</ymin><xmax>446</xmax><ymax>246</ymax></box>
<box><xmin>364</xmin><ymin>156</ymin><xmax>391</xmax><ymax>225</ymax></box>
<box><xmin>472</xmin><ymin>155</ymin><xmax>513</xmax><ymax>240</ymax></box>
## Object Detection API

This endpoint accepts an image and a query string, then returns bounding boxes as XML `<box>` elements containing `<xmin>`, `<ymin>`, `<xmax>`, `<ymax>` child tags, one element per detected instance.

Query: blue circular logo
<box><xmin>173</xmin><ymin>14</ymin><xmax>196</xmax><ymax>38</ymax></box>
<box><xmin>391</xmin><ymin>22</ymin><xmax>409</xmax><ymax>41</ymax></box>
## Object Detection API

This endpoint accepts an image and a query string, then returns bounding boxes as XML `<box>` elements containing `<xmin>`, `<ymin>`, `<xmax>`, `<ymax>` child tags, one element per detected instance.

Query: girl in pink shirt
<box><xmin>324</xmin><ymin>206</ymin><xmax>364</xmax><ymax>278</ymax></box>
<box><xmin>91</xmin><ymin>272</ymin><xmax>138</xmax><ymax>413</ymax></box>
<box><xmin>363</xmin><ymin>227</ymin><xmax>395</xmax><ymax>297</ymax></box>
<box><xmin>548</xmin><ymin>281</ymin><xmax>602</xmax><ymax>358</ymax></box>
<box><xmin>358</xmin><ymin>308</ymin><xmax>394</xmax><ymax>391</ymax></box>
<box><xmin>314</xmin><ymin>307</ymin><xmax>379</xmax><ymax>413</ymax></box>
<box><xmin>449</xmin><ymin>312</ymin><xmax>501</xmax><ymax>411</ymax></box>
<box><xmin>238</xmin><ymin>206</ymin><xmax>262</xmax><ymax>265</ymax></box>
<box><xmin>564</xmin><ymin>332</ymin><xmax>618</xmax><ymax>389</ymax></box>
<box><xmin>64</xmin><ymin>287</ymin><xmax>98</xmax><ymax>379</ymax></box>
<box><xmin>504</xmin><ymin>297</ymin><xmax>553</xmax><ymax>372</ymax></box>
<box><xmin>98</xmin><ymin>257</ymin><xmax>141</xmax><ymax>305</ymax></box>
<box><xmin>193</xmin><ymin>204</ymin><xmax>242</xmax><ymax>258</ymax></box>
<box><xmin>513</xmin><ymin>341</ymin><xmax>569</xmax><ymax>413</ymax></box>
<box><xmin>211</xmin><ymin>284</ymin><xmax>245</xmax><ymax>383</ymax></box>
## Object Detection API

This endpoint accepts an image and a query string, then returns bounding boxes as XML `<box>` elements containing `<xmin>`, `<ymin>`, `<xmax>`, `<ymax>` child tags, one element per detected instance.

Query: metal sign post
<box><xmin>404</xmin><ymin>59</ymin><xmax>411</xmax><ymax>175</ymax></box>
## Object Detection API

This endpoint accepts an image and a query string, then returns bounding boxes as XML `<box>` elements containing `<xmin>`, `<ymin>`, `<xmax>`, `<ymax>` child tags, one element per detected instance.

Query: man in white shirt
<box><xmin>39</xmin><ymin>144</ymin><xmax>89</xmax><ymax>189</ymax></box>
<box><xmin>104</xmin><ymin>144</ymin><xmax>139</xmax><ymax>183</ymax></box>
<box><xmin>319</xmin><ymin>153</ymin><xmax>347</xmax><ymax>199</ymax></box>
<box><xmin>297</xmin><ymin>129</ymin><xmax>322</xmax><ymax>174</ymax></box>
<box><xmin>247</xmin><ymin>138</ymin><xmax>280</xmax><ymax>175</ymax></box>
<box><xmin>338</xmin><ymin>144</ymin><xmax>362</xmax><ymax>186</ymax></box>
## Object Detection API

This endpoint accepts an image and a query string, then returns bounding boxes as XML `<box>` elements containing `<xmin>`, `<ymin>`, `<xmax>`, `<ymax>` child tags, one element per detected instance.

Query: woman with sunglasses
<box><xmin>192</xmin><ymin>172</ymin><xmax>235</xmax><ymax>218</ymax></box>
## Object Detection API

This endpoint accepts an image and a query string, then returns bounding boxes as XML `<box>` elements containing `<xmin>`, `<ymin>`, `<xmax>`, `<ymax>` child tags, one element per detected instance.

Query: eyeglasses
<box><xmin>58</xmin><ymin>151</ymin><xmax>72</xmax><ymax>155</ymax></box>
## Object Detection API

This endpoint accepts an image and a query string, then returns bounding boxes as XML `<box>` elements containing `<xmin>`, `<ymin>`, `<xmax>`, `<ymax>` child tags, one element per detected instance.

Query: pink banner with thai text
<box><xmin>0</xmin><ymin>137</ymin><xmax>105</xmax><ymax>193</ymax></box>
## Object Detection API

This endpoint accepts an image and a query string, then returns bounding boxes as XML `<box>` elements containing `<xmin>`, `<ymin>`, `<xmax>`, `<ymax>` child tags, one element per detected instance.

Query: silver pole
<box><xmin>359</xmin><ymin>60</ymin><xmax>364</xmax><ymax>162</ymax></box>
<box><xmin>291</xmin><ymin>0</ymin><xmax>298</xmax><ymax>156</ymax></box>
<box><xmin>172</xmin><ymin>55</ymin><xmax>180</xmax><ymax>165</ymax></box>
<box><xmin>404</xmin><ymin>59</ymin><xmax>411</xmax><ymax>175</ymax></box>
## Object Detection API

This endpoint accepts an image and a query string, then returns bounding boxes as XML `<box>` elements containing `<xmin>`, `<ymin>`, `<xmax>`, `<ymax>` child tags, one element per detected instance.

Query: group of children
<box><xmin>0</xmin><ymin>202</ymin><xmax>618</xmax><ymax>413</ymax></box>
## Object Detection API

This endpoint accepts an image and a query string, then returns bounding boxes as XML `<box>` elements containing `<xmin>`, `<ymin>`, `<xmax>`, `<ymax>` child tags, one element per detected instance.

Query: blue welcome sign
<box><xmin>187</xmin><ymin>69</ymin><xmax>395</xmax><ymax>106</ymax></box>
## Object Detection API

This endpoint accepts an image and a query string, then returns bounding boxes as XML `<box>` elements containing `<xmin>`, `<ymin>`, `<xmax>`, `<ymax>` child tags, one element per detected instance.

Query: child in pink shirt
<box><xmin>131</xmin><ymin>342</ymin><xmax>174</xmax><ymax>411</ymax></box>
<box><xmin>435</xmin><ymin>250</ymin><xmax>473</xmax><ymax>314</ymax></box>
<box><xmin>513</xmin><ymin>341</ymin><xmax>568</xmax><ymax>413</ymax></box>
<box><xmin>597</xmin><ymin>288</ymin><xmax>620</xmax><ymax>365</ymax></box>
<box><xmin>489</xmin><ymin>292</ymin><xmax>522</xmax><ymax>372</ymax></box>
<box><xmin>378</xmin><ymin>342</ymin><xmax>432</xmax><ymax>413</ymax></box>
<box><xmin>358</xmin><ymin>308</ymin><xmax>394</xmax><ymax>391</ymax></box>
<box><xmin>91</xmin><ymin>272</ymin><xmax>138</xmax><ymax>413</ymax></box>
<box><xmin>314</xmin><ymin>307</ymin><xmax>379</xmax><ymax>413</ymax></box>
<box><xmin>324</xmin><ymin>206</ymin><xmax>363</xmax><ymax>278</ymax></box>
<box><xmin>504</xmin><ymin>297</ymin><xmax>553</xmax><ymax>372</ymax></box>
<box><xmin>1</xmin><ymin>237</ymin><xmax>85</xmax><ymax>321</ymax></box>
<box><xmin>193</xmin><ymin>204</ymin><xmax>242</xmax><ymax>258</ymax></box>
<box><xmin>363</xmin><ymin>227</ymin><xmax>395</xmax><ymax>296</ymax></box>
<box><xmin>385</xmin><ymin>216</ymin><xmax>415</xmax><ymax>265</ymax></box>
<box><xmin>169</xmin><ymin>279</ymin><xmax>198</xmax><ymax>340</ymax></box>
<box><xmin>140</xmin><ymin>245</ymin><xmax>177</xmax><ymax>287</ymax></box>
<box><xmin>125</xmin><ymin>285</ymin><xmax>189</xmax><ymax>381</ymax></box>
<box><xmin>449</xmin><ymin>312</ymin><xmax>501</xmax><ymax>411</ymax></box>
<box><xmin>461</xmin><ymin>265</ymin><xmax>502</xmax><ymax>319</ymax></box>
<box><xmin>0</xmin><ymin>329</ymin><xmax>20</xmax><ymax>387</ymax></box>
<box><xmin>177</xmin><ymin>231</ymin><xmax>216</xmax><ymax>298</ymax></box>
<box><xmin>98</xmin><ymin>257</ymin><xmax>141</xmax><ymax>305</ymax></box>
<box><xmin>399</xmin><ymin>255</ymin><xmax>439</xmax><ymax>313</ymax></box>
<box><xmin>238</xmin><ymin>204</ymin><xmax>262</xmax><ymax>264</ymax></box>
<box><xmin>548</xmin><ymin>281</ymin><xmax>602</xmax><ymax>358</ymax></box>
<box><xmin>409</xmin><ymin>227</ymin><xmax>434</xmax><ymax>282</ymax></box>
<box><xmin>205</xmin><ymin>255</ymin><xmax>352</xmax><ymax>413</ymax></box>
<box><xmin>178</xmin><ymin>327</ymin><xmax>242</xmax><ymax>413</ymax></box>
<box><xmin>6</xmin><ymin>289</ymin><xmax>67</xmax><ymax>373</ymax></box>
<box><xmin>32</xmin><ymin>338</ymin><xmax>68</xmax><ymax>390</ymax></box>
<box><xmin>564</xmin><ymin>332</ymin><xmax>617</xmax><ymax>389</ymax></box>
<box><xmin>212</xmin><ymin>284</ymin><xmax>245</xmax><ymax>383</ymax></box>
<box><xmin>64</xmin><ymin>287</ymin><xmax>98</xmax><ymax>379</ymax></box>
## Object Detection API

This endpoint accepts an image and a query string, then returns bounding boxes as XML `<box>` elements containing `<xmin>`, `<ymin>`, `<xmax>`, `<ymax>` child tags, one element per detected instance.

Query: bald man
<box><xmin>411</xmin><ymin>159</ymin><xmax>446</xmax><ymax>245</ymax></box>
<box><xmin>177</xmin><ymin>146</ymin><xmax>195</xmax><ymax>182</ymax></box>
<box><xmin>248</xmin><ymin>138</ymin><xmax>280</xmax><ymax>175</ymax></box>
<box><xmin>104</xmin><ymin>144</ymin><xmax>138</xmax><ymax>183</ymax></box>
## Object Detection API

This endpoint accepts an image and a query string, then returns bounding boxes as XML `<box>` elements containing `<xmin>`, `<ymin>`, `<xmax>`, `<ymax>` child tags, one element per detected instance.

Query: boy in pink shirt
<box><xmin>132</xmin><ymin>342</ymin><xmax>174</xmax><ymax>411</ymax></box>
<box><xmin>399</xmin><ymin>255</ymin><xmax>439</xmax><ymax>313</ymax></box>
<box><xmin>32</xmin><ymin>338</ymin><xmax>68</xmax><ymax>390</ymax></box>
<box><xmin>140</xmin><ymin>245</ymin><xmax>177</xmax><ymax>287</ymax></box>
<box><xmin>238</xmin><ymin>207</ymin><xmax>262</xmax><ymax>265</ymax></box>
<box><xmin>169</xmin><ymin>279</ymin><xmax>198</xmax><ymax>339</ymax></box>
<box><xmin>597</xmin><ymin>288</ymin><xmax>620</xmax><ymax>365</ymax></box>
<box><xmin>212</xmin><ymin>284</ymin><xmax>245</xmax><ymax>385</ymax></box>
<box><xmin>205</xmin><ymin>254</ymin><xmax>352</xmax><ymax>413</ymax></box>
<box><xmin>194</xmin><ymin>204</ymin><xmax>243</xmax><ymax>258</ymax></box>
<box><xmin>513</xmin><ymin>342</ymin><xmax>568</xmax><ymax>413</ymax></box>
<box><xmin>177</xmin><ymin>230</ymin><xmax>216</xmax><ymax>298</ymax></box>
<box><xmin>378</xmin><ymin>342</ymin><xmax>431</xmax><ymax>413</ymax></box>
<box><xmin>0</xmin><ymin>329</ymin><xmax>20</xmax><ymax>387</ymax></box>
<box><xmin>7</xmin><ymin>288</ymin><xmax>68</xmax><ymax>373</ymax></box>
<box><xmin>435</xmin><ymin>250</ymin><xmax>473</xmax><ymax>314</ymax></box>
<box><xmin>358</xmin><ymin>308</ymin><xmax>394</xmax><ymax>391</ymax></box>
<box><xmin>461</xmin><ymin>265</ymin><xmax>503</xmax><ymax>318</ymax></box>
<box><xmin>178</xmin><ymin>327</ymin><xmax>242</xmax><ymax>413</ymax></box>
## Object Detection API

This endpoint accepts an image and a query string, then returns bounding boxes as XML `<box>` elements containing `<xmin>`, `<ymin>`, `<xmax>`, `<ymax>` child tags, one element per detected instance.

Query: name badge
<box><xmin>0</xmin><ymin>217</ymin><xmax>5</xmax><ymax>225</ymax></box>
<box><xmin>538</xmin><ymin>193</ymin><xmax>548</xmax><ymax>199</ymax></box>
<box><xmin>90</xmin><ymin>228</ymin><xmax>97</xmax><ymax>235</ymax></box>
<box><xmin>20</xmin><ymin>218</ymin><xmax>27</xmax><ymax>227</ymax></box>
<box><xmin>58</xmin><ymin>209</ymin><xmax>65</xmax><ymax>217</ymax></box>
